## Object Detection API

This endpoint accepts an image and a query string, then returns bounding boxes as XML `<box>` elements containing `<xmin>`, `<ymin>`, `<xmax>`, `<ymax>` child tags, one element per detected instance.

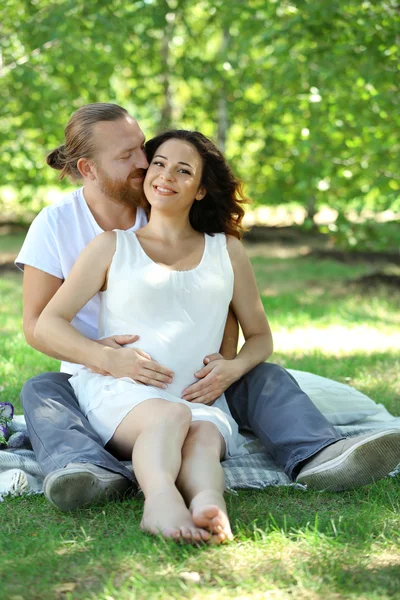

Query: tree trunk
<box><xmin>159</xmin><ymin>13</ymin><xmax>174</xmax><ymax>132</ymax></box>
<box><xmin>217</xmin><ymin>28</ymin><xmax>230</xmax><ymax>151</ymax></box>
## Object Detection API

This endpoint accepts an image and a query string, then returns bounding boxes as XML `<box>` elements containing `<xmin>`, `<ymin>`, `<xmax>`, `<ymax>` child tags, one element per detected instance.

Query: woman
<box><xmin>35</xmin><ymin>130</ymin><xmax>273</xmax><ymax>544</ymax></box>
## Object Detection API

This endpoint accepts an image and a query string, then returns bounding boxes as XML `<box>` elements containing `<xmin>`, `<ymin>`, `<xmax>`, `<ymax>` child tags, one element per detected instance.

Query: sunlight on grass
<box><xmin>1</xmin><ymin>243</ymin><xmax>400</xmax><ymax>600</ymax></box>
<box><xmin>274</xmin><ymin>325</ymin><xmax>400</xmax><ymax>354</ymax></box>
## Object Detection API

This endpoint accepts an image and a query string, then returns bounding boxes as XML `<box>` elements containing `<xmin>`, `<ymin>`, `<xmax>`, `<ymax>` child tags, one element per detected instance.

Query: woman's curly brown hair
<box><xmin>144</xmin><ymin>130</ymin><xmax>250</xmax><ymax>239</ymax></box>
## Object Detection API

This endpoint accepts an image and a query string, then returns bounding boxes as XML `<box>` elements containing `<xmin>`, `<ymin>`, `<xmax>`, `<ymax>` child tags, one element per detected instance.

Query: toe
<box><xmin>191</xmin><ymin>511</ymin><xmax>209</xmax><ymax>529</ymax></box>
<box><xmin>180</xmin><ymin>526</ymin><xmax>193</xmax><ymax>541</ymax></box>
<box><xmin>202</xmin><ymin>506</ymin><xmax>219</xmax><ymax>520</ymax></box>
<box><xmin>162</xmin><ymin>527</ymin><xmax>181</xmax><ymax>540</ymax></box>
<box><xmin>191</xmin><ymin>528</ymin><xmax>201</xmax><ymax>542</ymax></box>
<box><xmin>210</xmin><ymin>533</ymin><xmax>223</xmax><ymax>545</ymax></box>
<box><xmin>140</xmin><ymin>521</ymin><xmax>158</xmax><ymax>536</ymax></box>
<box><xmin>212</xmin><ymin>520</ymin><xmax>223</xmax><ymax>533</ymax></box>
<box><xmin>199</xmin><ymin>528</ymin><xmax>211</xmax><ymax>541</ymax></box>
<box><xmin>192</xmin><ymin>505</ymin><xmax>220</xmax><ymax>529</ymax></box>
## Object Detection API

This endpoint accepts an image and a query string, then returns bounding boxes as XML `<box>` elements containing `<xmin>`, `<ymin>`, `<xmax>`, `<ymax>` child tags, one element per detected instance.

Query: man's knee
<box><xmin>20</xmin><ymin>374</ymin><xmax>44</xmax><ymax>410</ymax></box>
<box><xmin>247</xmin><ymin>362</ymin><xmax>299</xmax><ymax>392</ymax></box>
<box><xmin>251</xmin><ymin>362</ymin><xmax>286</xmax><ymax>380</ymax></box>
<box><xmin>21</xmin><ymin>372</ymin><xmax>73</xmax><ymax>412</ymax></box>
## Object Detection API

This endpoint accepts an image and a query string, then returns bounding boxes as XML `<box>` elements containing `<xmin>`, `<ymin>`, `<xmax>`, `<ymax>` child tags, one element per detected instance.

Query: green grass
<box><xmin>1</xmin><ymin>234</ymin><xmax>400</xmax><ymax>600</ymax></box>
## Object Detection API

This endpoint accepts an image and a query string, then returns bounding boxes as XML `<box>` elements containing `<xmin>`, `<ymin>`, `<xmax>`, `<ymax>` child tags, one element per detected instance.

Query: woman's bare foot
<box><xmin>189</xmin><ymin>490</ymin><xmax>233</xmax><ymax>544</ymax></box>
<box><xmin>141</xmin><ymin>487</ymin><xmax>211</xmax><ymax>543</ymax></box>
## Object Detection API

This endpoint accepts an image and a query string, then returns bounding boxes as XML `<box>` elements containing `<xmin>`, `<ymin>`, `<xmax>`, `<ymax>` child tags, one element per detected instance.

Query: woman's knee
<box><xmin>161</xmin><ymin>402</ymin><xmax>192</xmax><ymax>428</ymax></box>
<box><xmin>130</xmin><ymin>399</ymin><xmax>192</xmax><ymax>434</ymax></box>
<box><xmin>110</xmin><ymin>400</ymin><xmax>192</xmax><ymax>457</ymax></box>
<box><xmin>183</xmin><ymin>421</ymin><xmax>223</xmax><ymax>456</ymax></box>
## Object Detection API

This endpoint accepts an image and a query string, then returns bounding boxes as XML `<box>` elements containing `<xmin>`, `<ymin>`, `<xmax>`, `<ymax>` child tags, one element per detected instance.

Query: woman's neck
<box><xmin>141</xmin><ymin>210</ymin><xmax>198</xmax><ymax>242</ymax></box>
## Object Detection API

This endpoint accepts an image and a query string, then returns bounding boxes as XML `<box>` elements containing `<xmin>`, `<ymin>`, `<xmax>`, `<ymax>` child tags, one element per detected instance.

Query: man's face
<box><xmin>91</xmin><ymin>116</ymin><xmax>149</xmax><ymax>206</ymax></box>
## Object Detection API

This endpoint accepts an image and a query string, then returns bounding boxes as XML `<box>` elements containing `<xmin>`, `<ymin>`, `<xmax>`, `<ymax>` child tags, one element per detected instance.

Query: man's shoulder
<box><xmin>41</xmin><ymin>188</ymin><xmax>84</xmax><ymax>217</ymax></box>
<box><xmin>15</xmin><ymin>189</ymin><xmax>86</xmax><ymax>274</ymax></box>
<box><xmin>31</xmin><ymin>188</ymin><xmax>86</xmax><ymax>234</ymax></box>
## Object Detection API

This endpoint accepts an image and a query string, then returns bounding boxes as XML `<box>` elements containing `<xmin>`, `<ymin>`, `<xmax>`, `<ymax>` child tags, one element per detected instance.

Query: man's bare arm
<box><xmin>23</xmin><ymin>266</ymin><xmax>66</xmax><ymax>360</ymax></box>
<box><xmin>219</xmin><ymin>306</ymin><xmax>239</xmax><ymax>360</ymax></box>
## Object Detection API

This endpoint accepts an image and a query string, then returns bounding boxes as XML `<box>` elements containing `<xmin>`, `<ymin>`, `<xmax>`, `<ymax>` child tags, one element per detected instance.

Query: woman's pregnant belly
<box><xmin>125</xmin><ymin>338</ymin><xmax>212</xmax><ymax>397</ymax></box>
<box><xmin>119</xmin><ymin>325</ymin><xmax>221</xmax><ymax>397</ymax></box>
<box><xmin>100</xmin><ymin>309</ymin><xmax>227</xmax><ymax>398</ymax></box>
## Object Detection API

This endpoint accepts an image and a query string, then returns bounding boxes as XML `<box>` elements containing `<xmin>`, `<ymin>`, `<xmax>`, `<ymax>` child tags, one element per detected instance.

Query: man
<box><xmin>17</xmin><ymin>103</ymin><xmax>400</xmax><ymax>512</ymax></box>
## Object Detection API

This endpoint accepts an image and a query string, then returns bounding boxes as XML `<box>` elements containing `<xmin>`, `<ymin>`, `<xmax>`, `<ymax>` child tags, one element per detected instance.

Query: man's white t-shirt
<box><xmin>15</xmin><ymin>187</ymin><xmax>148</xmax><ymax>375</ymax></box>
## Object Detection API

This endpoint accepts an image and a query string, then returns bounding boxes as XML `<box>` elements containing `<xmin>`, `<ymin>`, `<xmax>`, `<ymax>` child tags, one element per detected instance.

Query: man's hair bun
<box><xmin>46</xmin><ymin>145</ymin><xmax>67</xmax><ymax>170</ymax></box>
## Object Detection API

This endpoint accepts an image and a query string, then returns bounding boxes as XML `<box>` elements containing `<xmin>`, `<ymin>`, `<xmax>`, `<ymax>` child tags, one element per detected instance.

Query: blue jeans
<box><xmin>21</xmin><ymin>363</ymin><xmax>340</xmax><ymax>481</ymax></box>
<box><xmin>225</xmin><ymin>363</ymin><xmax>340</xmax><ymax>479</ymax></box>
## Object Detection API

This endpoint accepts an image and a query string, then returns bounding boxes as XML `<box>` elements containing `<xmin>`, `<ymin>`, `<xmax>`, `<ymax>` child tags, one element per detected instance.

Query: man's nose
<box><xmin>135</xmin><ymin>149</ymin><xmax>149</xmax><ymax>169</ymax></box>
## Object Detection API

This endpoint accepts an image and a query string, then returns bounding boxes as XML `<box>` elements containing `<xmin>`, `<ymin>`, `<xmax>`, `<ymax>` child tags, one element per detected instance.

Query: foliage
<box><xmin>1</xmin><ymin>0</ymin><xmax>399</xmax><ymax>221</ymax></box>
<box><xmin>320</xmin><ymin>217</ymin><xmax>400</xmax><ymax>253</ymax></box>
<box><xmin>0</xmin><ymin>409</ymin><xmax>12</xmax><ymax>446</ymax></box>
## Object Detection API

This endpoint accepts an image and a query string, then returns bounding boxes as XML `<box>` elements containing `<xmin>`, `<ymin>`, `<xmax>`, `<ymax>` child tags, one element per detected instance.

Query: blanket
<box><xmin>1</xmin><ymin>370</ymin><xmax>399</xmax><ymax>501</ymax></box>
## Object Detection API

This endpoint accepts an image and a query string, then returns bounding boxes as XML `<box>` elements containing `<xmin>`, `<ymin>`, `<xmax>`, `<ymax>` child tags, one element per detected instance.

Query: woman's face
<box><xmin>143</xmin><ymin>138</ymin><xmax>205</xmax><ymax>214</ymax></box>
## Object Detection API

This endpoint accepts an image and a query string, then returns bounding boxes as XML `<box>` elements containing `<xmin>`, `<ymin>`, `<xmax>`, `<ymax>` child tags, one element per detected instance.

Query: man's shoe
<box><xmin>296</xmin><ymin>430</ymin><xmax>400</xmax><ymax>491</ymax></box>
<box><xmin>43</xmin><ymin>463</ymin><xmax>133</xmax><ymax>512</ymax></box>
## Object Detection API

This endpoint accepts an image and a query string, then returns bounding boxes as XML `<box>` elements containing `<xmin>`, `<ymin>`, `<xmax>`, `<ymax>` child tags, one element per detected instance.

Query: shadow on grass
<box><xmin>262</xmin><ymin>287</ymin><xmax>400</xmax><ymax>330</ymax></box>
<box><xmin>328</xmin><ymin>563</ymin><xmax>400</xmax><ymax>597</ymax></box>
<box><xmin>1</xmin><ymin>478</ymin><xmax>400</xmax><ymax>599</ymax></box>
<box><xmin>0</xmin><ymin>245</ymin><xmax>399</xmax><ymax>598</ymax></box>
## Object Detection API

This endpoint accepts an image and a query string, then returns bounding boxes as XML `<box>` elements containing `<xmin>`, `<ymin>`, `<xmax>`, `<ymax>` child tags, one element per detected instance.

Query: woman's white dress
<box><xmin>70</xmin><ymin>230</ymin><xmax>248</xmax><ymax>458</ymax></box>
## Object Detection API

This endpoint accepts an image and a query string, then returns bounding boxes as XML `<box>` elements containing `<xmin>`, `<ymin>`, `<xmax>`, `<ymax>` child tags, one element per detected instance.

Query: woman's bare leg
<box><xmin>109</xmin><ymin>399</ymin><xmax>209</xmax><ymax>542</ymax></box>
<box><xmin>176</xmin><ymin>421</ymin><xmax>233</xmax><ymax>544</ymax></box>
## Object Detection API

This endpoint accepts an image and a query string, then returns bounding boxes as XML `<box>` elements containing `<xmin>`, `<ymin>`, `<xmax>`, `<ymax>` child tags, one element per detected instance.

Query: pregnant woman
<box><xmin>35</xmin><ymin>129</ymin><xmax>273</xmax><ymax>543</ymax></box>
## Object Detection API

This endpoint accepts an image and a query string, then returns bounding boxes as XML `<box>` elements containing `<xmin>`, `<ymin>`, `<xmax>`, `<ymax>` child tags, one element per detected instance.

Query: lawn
<box><xmin>0</xmin><ymin>233</ymin><xmax>399</xmax><ymax>600</ymax></box>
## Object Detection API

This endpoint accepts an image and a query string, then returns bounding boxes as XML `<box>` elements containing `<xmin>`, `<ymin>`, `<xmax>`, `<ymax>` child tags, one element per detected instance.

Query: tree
<box><xmin>1</xmin><ymin>0</ymin><xmax>399</xmax><ymax>222</ymax></box>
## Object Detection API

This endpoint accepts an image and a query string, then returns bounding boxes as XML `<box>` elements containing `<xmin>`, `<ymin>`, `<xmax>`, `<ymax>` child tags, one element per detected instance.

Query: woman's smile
<box><xmin>153</xmin><ymin>185</ymin><xmax>177</xmax><ymax>195</ymax></box>
<box><xmin>143</xmin><ymin>138</ymin><xmax>205</xmax><ymax>210</ymax></box>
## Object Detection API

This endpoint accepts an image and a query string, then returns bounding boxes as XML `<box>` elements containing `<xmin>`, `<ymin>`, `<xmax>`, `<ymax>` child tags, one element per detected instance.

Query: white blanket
<box><xmin>1</xmin><ymin>370</ymin><xmax>399</xmax><ymax>500</ymax></box>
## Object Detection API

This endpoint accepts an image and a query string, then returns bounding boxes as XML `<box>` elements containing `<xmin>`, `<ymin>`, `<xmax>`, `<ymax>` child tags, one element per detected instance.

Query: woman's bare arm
<box><xmin>34</xmin><ymin>232</ymin><xmax>117</xmax><ymax>369</ymax></box>
<box><xmin>227</xmin><ymin>235</ymin><xmax>273</xmax><ymax>377</ymax></box>
<box><xmin>34</xmin><ymin>232</ymin><xmax>174</xmax><ymax>386</ymax></box>
<box><xmin>23</xmin><ymin>265</ymin><xmax>138</xmax><ymax>365</ymax></box>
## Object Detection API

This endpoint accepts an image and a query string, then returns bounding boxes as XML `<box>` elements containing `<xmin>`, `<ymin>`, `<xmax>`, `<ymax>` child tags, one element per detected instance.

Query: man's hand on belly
<box><xmin>181</xmin><ymin>354</ymin><xmax>240</xmax><ymax>405</ymax></box>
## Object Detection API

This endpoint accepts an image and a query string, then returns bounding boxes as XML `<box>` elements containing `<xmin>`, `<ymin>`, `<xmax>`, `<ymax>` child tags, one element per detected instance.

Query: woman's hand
<box><xmin>181</xmin><ymin>354</ymin><xmax>241</xmax><ymax>405</ymax></box>
<box><xmin>102</xmin><ymin>345</ymin><xmax>174</xmax><ymax>388</ymax></box>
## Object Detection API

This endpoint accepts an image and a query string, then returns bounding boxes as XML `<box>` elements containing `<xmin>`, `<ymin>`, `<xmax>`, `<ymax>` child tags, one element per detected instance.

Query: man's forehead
<box><xmin>93</xmin><ymin>116</ymin><xmax>145</xmax><ymax>151</ymax></box>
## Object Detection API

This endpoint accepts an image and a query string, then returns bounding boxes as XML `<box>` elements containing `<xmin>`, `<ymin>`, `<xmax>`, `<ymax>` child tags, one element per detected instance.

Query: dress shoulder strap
<box><xmin>205</xmin><ymin>233</ymin><xmax>234</xmax><ymax>283</ymax></box>
<box><xmin>107</xmin><ymin>230</ymin><xmax>142</xmax><ymax>283</ymax></box>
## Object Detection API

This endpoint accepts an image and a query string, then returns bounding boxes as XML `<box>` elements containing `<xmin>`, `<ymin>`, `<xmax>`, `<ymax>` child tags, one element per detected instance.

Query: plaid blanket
<box><xmin>1</xmin><ymin>370</ymin><xmax>399</xmax><ymax>500</ymax></box>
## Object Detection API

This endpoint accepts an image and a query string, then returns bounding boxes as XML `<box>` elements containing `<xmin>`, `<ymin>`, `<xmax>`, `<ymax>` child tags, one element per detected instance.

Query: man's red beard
<box><xmin>97</xmin><ymin>167</ymin><xmax>146</xmax><ymax>207</ymax></box>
